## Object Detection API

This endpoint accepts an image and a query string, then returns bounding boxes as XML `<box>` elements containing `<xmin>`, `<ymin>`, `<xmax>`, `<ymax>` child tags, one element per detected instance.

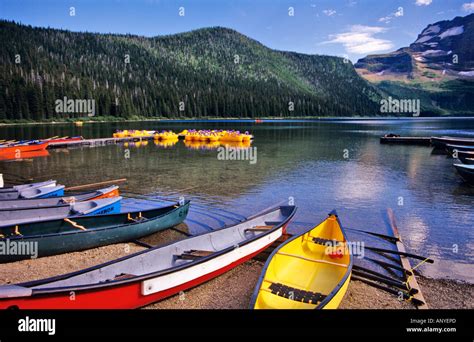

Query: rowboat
<box><xmin>0</xmin><ymin>185</ymin><xmax>65</xmax><ymax>200</ymax></box>
<box><xmin>0</xmin><ymin>180</ymin><xmax>56</xmax><ymax>193</ymax></box>
<box><xmin>0</xmin><ymin>197</ymin><xmax>122</xmax><ymax>227</ymax></box>
<box><xmin>0</xmin><ymin>200</ymin><xmax>190</xmax><ymax>263</ymax></box>
<box><xmin>431</xmin><ymin>136</ymin><xmax>474</xmax><ymax>149</ymax></box>
<box><xmin>0</xmin><ymin>203</ymin><xmax>295</xmax><ymax>308</ymax></box>
<box><xmin>250</xmin><ymin>211</ymin><xmax>352</xmax><ymax>309</ymax></box>
<box><xmin>0</xmin><ymin>185</ymin><xmax>119</xmax><ymax>210</ymax></box>
<box><xmin>453</xmin><ymin>163</ymin><xmax>474</xmax><ymax>185</ymax></box>
<box><xmin>0</xmin><ymin>141</ymin><xmax>49</xmax><ymax>155</ymax></box>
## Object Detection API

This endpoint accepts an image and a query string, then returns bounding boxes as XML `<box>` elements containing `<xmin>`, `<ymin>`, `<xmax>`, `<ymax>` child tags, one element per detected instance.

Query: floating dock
<box><xmin>380</xmin><ymin>136</ymin><xmax>431</xmax><ymax>146</ymax></box>
<box><xmin>48</xmin><ymin>136</ymin><xmax>155</xmax><ymax>149</ymax></box>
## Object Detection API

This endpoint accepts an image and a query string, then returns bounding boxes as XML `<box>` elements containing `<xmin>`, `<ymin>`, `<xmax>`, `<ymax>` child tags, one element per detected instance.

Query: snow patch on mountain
<box><xmin>422</xmin><ymin>24</ymin><xmax>441</xmax><ymax>35</ymax></box>
<box><xmin>439</xmin><ymin>26</ymin><xmax>464</xmax><ymax>39</ymax></box>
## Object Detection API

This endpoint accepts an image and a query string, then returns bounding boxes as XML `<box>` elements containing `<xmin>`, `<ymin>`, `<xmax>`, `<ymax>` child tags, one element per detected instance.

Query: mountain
<box><xmin>0</xmin><ymin>20</ymin><xmax>382</xmax><ymax>121</ymax></box>
<box><xmin>355</xmin><ymin>14</ymin><xmax>474</xmax><ymax>115</ymax></box>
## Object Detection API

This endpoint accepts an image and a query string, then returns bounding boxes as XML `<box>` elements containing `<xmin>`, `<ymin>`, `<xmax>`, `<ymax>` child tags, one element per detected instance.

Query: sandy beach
<box><xmin>0</xmin><ymin>231</ymin><xmax>472</xmax><ymax>309</ymax></box>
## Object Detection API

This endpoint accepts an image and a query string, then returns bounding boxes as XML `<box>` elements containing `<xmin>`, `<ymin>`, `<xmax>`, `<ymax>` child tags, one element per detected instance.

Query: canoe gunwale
<box><xmin>249</xmin><ymin>210</ymin><xmax>353</xmax><ymax>309</ymax></box>
<box><xmin>18</xmin><ymin>204</ymin><xmax>296</xmax><ymax>297</ymax></box>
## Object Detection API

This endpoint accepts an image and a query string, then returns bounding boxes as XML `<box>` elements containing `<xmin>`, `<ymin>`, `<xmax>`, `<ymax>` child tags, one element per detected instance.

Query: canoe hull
<box><xmin>454</xmin><ymin>164</ymin><xmax>474</xmax><ymax>185</ymax></box>
<box><xmin>0</xmin><ymin>202</ymin><xmax>190</xmax><ymax>262</ymax></box>
<box><xmin>0</xmin><ymin>236</ymin><xmax>273</xmax><ymax>309</ymax></box>
<box><xmin>0</xmin><ymin>186</ymin><xmax>119</xmax><ymax>210</ymax></box>
<box><xmin>432</xmin><ymin>137</ymin><xmax>474</xmax><ymax>149</ymax></box>
<box><xmin>250</xmin><ymin>212</ymin><xmax>353</xmax><ymax>309</ymax></box>
<box><xmin>0</xmin><ymin>142</ymin><xmax>49</xmax><ymax>155</ymax></box>
<box><xmin>0</xmin><ymin>197</ymin><xmax>121</xmax><ymax>227</ymax></box>
<box><xmin>0</xmin><ymin>204</ymin><xmax>295</xmax><ymax>309</ymax></box>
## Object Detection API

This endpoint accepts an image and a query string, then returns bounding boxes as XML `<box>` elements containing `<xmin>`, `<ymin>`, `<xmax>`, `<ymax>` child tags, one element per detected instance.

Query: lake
<box><xmin>1</xmin><ymin>118</ymin><xmax>473</xmax><ymax>282</ymax></box>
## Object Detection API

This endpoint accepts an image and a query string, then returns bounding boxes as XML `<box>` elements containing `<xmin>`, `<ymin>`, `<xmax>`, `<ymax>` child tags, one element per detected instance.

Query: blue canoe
<box><xmin>0</xmin><ymin>196</ymin><xmax>122</xmax><ymax>227</ymax></box>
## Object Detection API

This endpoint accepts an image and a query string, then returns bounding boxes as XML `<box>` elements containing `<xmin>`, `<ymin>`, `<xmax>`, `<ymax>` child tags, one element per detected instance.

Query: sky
<box><xmin>1</xmin><ymin>0</ymin><xmax>473</xmax><ymax>61</ymax></box>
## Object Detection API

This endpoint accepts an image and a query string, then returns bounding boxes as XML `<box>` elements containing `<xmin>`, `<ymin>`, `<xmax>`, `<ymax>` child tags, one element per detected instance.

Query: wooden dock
<box><xmin>380</xmin><ymin>135</ymin><xmax>431</xmax><ymax>146</ymax></box>
<box><xmin>48</xmin><ymin>136</ymin><xmax>155</xmax><ymax>149</ymax></box>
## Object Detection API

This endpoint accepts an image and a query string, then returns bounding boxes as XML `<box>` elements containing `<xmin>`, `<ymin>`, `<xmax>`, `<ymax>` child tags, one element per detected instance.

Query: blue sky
<box><xmin>1</xmin><ymin>0</ymin><xmax>473</xmax><ymax>61</ymax></box>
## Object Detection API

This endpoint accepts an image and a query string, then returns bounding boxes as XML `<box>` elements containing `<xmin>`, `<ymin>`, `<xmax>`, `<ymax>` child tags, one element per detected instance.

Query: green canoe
<box><xmin>0</xmin><ymin>200</ymin><xmax>190</xmax><ymax>262</ymax></box>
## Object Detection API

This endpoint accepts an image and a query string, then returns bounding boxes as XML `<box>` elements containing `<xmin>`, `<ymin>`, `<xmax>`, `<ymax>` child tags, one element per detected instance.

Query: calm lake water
<box><xmin>1</xmin><ymin>118</ymin><xmax>473</xmax><ymax>282</ymax></box>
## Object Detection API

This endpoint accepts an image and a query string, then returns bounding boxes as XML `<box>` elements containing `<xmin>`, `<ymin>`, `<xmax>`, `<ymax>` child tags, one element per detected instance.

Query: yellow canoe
<box><xmin>251</xmin><ymin>212</ymin><xmax>352</xmax><ymax>309</ymax></box>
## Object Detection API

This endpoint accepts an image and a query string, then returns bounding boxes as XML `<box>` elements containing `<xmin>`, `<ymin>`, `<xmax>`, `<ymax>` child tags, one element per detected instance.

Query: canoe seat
<box><xmin>311</xmin><ymin>237</ymin><xmax>343</xmax><ymax>246</ymax></box>
<box><xmin>177</xmin><ymin>250</ymin><xmax>214</xmax><ymax>260</ymax></box>
<box><xmin>267</xmin><ymin>282</ymin><xmax>326</xmax><ymax>305</ymax></box>
<box><xmin>245</xmin><ymin>225</ymin><xmax>273</xmax><ymax>232</ymax></box>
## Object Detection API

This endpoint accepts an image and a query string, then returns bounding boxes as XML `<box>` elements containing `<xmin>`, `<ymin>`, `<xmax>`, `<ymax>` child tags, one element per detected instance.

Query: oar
<box><xmin>65</xmin><ymin>178</ymin><xmax>127</xmax><ymax>191</ymax></box>
<box><xmin>352</xmin><ymin>269</ymin><xmax>418</xmax><ymax>295</ymax></box>
<box><xmin>364</xmin><ymin>245</ymin><xmax>434</xmax><ymax>263</ymax></box>
<box><xmin>365</xmin><ymin>256</ymin><xmax>412</xmax><ymax>276</ymax></box>
<box><xmin>343</xmin><ymin>226</ymin><xmax>399</xmax><ymax>243</ymax></box>
<box><xmin>353</xmin><ymin>264</ymin><xmax>405</xmax><ymax>282</ymax></box>
<box><xmin>351</xmin><ymin>275</ymin><xmax>411</xmax><ymax>300</ymax></box>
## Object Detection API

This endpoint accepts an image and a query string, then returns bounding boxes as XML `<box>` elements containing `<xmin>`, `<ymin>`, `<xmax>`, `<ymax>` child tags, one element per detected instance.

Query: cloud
<box><xmin>462</xmin><ymin>2</ymin><xmax>474</xmax><ymax>11</ymax></box>
<box><xmin>323</xmin><ymin>9</ymin><xmax>337</xmax><ymax>16</ymax></box>
<box><xmin>415</xmin><ymin>0</ymin><xmax>432</xmax><ymax>6</ymax></box>
<box><xmin>378</xmin><ymin>7</ymin><xmax>403</xmax><ymax>24</ymax></box>
<box><xmin>324</xmin><ymin>25</ymin><xmax>394</xmax><ymax>54</ymax></box>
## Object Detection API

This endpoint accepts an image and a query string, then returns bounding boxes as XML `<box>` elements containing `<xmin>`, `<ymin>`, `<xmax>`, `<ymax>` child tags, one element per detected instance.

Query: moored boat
<box><xmin>0</xmin><ymin>200</ymin><xmax>190</xmax><ymax>262</ymax></box>
<box><xmin>0</xmin><ymin>185</ymin><xmax>65</xmax><ymax>200</ymax></box>
<box><xmin>453</xmin><ymin>163</ymin><xmax>474</xmax><ymax>185</ymax></box>
<box><xmin>0</xmin><ymin>185</ymin><xmax>120</xmax><ymax>210</ymax></box>
<box><xmin>0</xmin><ymin>203</ymin><xmax>294</xmax><ymax>308</ymax></box>
<box><xmin>250</xmin><ymin>211</ymin><xmax>352</xmax><ymax>309</ymax></box>
<box><xmin>0</xmin><ymin>141</ymin><xmax>49</xmax><ymax>155</ymax></box>
<box><xmin>0</xmin><ymin>197</ymin><xmax>122</xmax><ymax>227</ymax></box>
<box><xmin>432</xmin><ymin>136</ymin><xmax>474</xmax><ymax>149</ymax></box>
<box><xmin>445</xmin><ymin>144</ymin><xmax>474</xmax><ymax>154</ymax></box>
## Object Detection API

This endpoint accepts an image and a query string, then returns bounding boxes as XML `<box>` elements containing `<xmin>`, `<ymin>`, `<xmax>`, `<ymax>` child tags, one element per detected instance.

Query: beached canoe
<box><xmin>0</xmin><ymin>197</ymin><xmax>122</xmax><ymax>227</ymax></box>
<box><xmin>0</xmin><ymin>185</ymin><xmax>119</xmax><ymax>210</ymax></box>
<box><xmin>0</xmin><ymin>203</ymin><xmax>295</xmax><ymax>308</ymax></box>
<box><xmin>453</xmin><ymin>163</ymin><xmax>474</xmax><ymax>185</ymax></box>
<box><xmin>0</xmin><ymin>185</ymin><xmax>65</xmax><ymax>200</ymax></box>
<box><xmin>0</xmin><ymin>180</ymin><xmax>56</xmax><ymax>193</ymax></box>
<box><xmin>0</xmin><ymin>200</ymin><xmax>190</xmax><ymax>263</ymax></box>
<box><xmin>250</xmin><ymin>211</ymin><xmax>352</xmax><ymax>309</ymax></box>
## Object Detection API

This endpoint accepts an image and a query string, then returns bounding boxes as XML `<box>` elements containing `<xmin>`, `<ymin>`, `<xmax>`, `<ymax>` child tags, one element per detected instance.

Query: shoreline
<box><xmin>0</xmin><ymin>238</ymin><xmax>471</xmax><ymax>309</ymax></box>
<box><xmin>2</xmin><ymin>116</ymin><xmax>474</xmax><ymax>127</ymax></box>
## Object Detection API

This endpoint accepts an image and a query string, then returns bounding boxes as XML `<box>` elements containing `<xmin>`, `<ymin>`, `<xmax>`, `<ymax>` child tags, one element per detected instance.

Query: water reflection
<box><xmin>0</xmin><ymin>119</ymin><xmax>473</xmax><ymax>281</ymax></box>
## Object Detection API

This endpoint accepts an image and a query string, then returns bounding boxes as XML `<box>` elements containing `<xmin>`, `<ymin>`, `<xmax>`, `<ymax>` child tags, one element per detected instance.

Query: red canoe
<box><xmin>0</xmin><ymin>142</ymin><xmax>49</xmax><ymax>155</ymax></box>
<box><xmin>0</xmin><ymin>204</ymin><xmax>296</xmax><ymax>309</ymax></box>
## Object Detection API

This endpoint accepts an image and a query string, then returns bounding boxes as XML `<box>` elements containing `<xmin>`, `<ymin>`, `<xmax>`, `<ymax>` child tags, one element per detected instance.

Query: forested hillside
<box><xmin>0</xmin><ymin>20</ymin><xmax>382</xmax><ymax>121</ymax></box>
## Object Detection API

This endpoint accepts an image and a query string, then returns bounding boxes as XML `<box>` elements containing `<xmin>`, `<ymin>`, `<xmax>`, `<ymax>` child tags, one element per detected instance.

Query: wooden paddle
<box><xmin>65</xmin><ymin>178</ymin><xmax>127</xmax><ymax>191</ymax></box>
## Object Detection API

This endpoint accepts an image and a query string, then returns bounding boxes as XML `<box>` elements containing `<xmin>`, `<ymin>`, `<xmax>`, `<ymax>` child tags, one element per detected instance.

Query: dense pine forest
<box><xmin>0</xmin><ymin>20</ymin><xmax>384</xmax><ymax>121</ymax></box>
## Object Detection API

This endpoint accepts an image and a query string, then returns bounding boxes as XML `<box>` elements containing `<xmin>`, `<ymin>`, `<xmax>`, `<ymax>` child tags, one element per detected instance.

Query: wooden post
<box><xmin>387</xmin><ymin>208</ymin><xmax>428</xmax><ymax>309</ymax></box>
